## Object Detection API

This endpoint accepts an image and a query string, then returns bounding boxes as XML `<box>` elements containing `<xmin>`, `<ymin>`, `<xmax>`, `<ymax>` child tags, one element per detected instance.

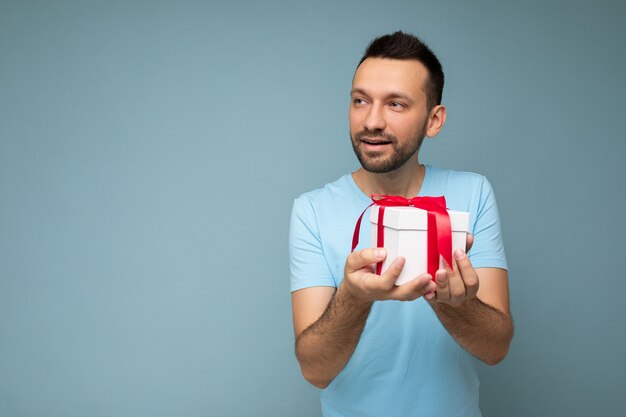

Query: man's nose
<box><xmin>364</xmin><ymin>104</ymin><xmax>386</xmax><ymax>131</ymax></box>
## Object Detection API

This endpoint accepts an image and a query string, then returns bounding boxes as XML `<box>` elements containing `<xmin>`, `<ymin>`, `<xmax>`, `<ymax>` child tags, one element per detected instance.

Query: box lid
<box><xmin>370</xmin><ymin>205</ymin><xmax>469</xmax><ymax>232</ymax></box>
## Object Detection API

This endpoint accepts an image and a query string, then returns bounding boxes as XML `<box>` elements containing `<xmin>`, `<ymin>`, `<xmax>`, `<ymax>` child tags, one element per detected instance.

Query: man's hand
<box><xmin>343</xmin><ymin>247</ymin><xmax>436</xmax><ymax>304</ymax></box>
<box><xmin>424</xmin><ymin>233</ymin><xmax>477</xmax><ymax>306</ymax></box>
<box><xmin>425</xmin><ymin>248</ymin><xmax>479</xmax><ymax>306</ymax></box>
<box><xmin>293</xmin><ymin>247</ymin><xmax>436</xmax><ymax>388</ymax></box>
<box><xmin>424</xmin><ymin>234</ymin><xmax>513</xmax><ymax>365</ymax></box>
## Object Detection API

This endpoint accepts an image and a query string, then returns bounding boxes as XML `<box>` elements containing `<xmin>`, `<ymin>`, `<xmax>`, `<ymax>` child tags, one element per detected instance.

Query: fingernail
<box><xmin>375</xmin><ymin>248</ymin><xmax>386</xmax><ymax>259</ymax></box>
<box><xmin>454</xmin><ymin>249</ymin><xmax>465</xmax><ymax>260</ymax></box>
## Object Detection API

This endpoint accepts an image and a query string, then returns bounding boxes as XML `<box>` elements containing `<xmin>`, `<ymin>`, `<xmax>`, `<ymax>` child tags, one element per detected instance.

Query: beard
<box><xmin>350</xmin><ymin>125</ymin><xmax>426</xmax><ymax>174</ymax></box>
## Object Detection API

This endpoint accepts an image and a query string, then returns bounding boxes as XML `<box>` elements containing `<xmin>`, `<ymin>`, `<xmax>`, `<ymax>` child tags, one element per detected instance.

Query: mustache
<box><xmin>354</xmin><ymin>129</ymin><xmax>396</xmax><ymax>142</ymax></box>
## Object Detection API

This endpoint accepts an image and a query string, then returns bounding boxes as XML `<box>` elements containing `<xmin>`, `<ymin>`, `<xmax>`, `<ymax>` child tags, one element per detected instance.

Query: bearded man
<box><xmin>289</xmin><ymin>31</ymin><xmax>513</xmax><ymax>417</ymax></box>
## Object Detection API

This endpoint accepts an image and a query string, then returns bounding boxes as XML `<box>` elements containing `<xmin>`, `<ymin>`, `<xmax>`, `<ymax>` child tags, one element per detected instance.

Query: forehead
<box><xmin>352</xmin><ymin>58</ymin><xmax>429</xmax><ymax>99</ymax></box>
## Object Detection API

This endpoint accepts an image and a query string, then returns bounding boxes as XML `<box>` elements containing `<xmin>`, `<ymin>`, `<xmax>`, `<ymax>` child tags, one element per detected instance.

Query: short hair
<box><xmin>358</xmin><ymin>31</ymin><xmax>444</xmax><ymax>110</ymax></box>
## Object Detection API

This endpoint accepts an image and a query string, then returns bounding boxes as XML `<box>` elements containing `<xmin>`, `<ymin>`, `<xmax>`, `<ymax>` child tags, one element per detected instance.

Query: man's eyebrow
<box><xmin>350</xmin><ymin>88</ymin><xmax>414</xmax><ymax>103</ymax></box>
<box><xmin>350</xmin><ymin>88</ymin><xmax>368</xmax><ymax>96</ymax></box>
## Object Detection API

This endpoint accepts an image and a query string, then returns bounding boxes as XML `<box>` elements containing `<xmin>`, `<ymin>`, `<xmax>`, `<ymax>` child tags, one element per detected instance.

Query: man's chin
<box><xmin>356</xmin><ymin>151</ymin><xmax>417</xmax><ymax>174</ymax></box>
<box><xmin>360</xmin><ymin>159</ymin><xmax>398</xmax><ymax>174</ymax></box>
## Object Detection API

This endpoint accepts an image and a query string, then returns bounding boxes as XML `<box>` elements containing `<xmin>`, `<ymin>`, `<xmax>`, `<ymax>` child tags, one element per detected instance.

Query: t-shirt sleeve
<box><xmin>468</xmin><ymin>177</ymin><xmax>508</xmax><ymax>270</ymax></box>
<box><xmin>289</xmin><ymin>196</ymin><xmax>337</xmax><ymax>292</ymax></box>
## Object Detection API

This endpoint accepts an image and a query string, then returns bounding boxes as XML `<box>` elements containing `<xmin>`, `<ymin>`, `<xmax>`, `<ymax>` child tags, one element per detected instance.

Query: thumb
<box><xmin>345</xmin><ymin>248</ymin><xmax>387</xmax><ymax>273</ymax></box>
<box><xmin>378</xmin><ymin>256</ymin><xmax>406</xmax><ymax>289</ymax></box>
<box><xmin>466</xmin><ymin>233</ymin><xmax>474</xmax><ymax>252</ymax></box>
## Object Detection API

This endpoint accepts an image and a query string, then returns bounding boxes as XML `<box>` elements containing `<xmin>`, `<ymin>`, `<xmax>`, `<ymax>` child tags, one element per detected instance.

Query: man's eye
<box><xmin>353</xmin><ymin>98</ymin><xmax>366</xmax><ymax>105</ymax></box>
<box><xmin>390</xmin><ymin>102</ymin><xmax>405</xmax><ymax>109</ymax></box>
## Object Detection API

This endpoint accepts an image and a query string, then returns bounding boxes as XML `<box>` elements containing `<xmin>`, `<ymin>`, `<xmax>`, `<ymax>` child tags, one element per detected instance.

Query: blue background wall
<box><xmin>1</xmin><ymin>1</ymin><xmax>625</xmax><ymax>416</ymax></box>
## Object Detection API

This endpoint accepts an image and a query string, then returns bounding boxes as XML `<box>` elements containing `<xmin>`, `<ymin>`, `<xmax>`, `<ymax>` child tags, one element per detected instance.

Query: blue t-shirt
<box><xmin>289</xmin><ymin>165</ymin><xmax>507</xmax><ymax>417</ymax></box>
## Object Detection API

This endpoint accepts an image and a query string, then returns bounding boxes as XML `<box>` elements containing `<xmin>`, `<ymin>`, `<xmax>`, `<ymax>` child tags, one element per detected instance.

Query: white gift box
<box><xmin>370</xmin><ymin>206</ymin><xmax>470</xmax><ymax>285</ymax></box>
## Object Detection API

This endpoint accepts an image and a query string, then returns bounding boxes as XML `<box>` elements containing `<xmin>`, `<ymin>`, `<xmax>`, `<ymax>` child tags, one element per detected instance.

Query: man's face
<box><xmin>350</xmin><ymin>58</ymin><xmax>431</xmax><ymax>173</ymax></box>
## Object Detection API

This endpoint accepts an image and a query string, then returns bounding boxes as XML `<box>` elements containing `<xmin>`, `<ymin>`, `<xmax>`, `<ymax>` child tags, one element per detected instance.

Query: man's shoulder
<box><xmin>428</xmin><ymin>165</ymin><xmax>488</xmax><ymax>185</ymax></box>
<box><xmin>295</xmin><ymin>173</ymin><xmax>363</xmax><ymax>206</ymax></box>
<box><xmin>425</xmin><ymin>165</ymin><xmax>495</xmax><ymax>210</ymax></box>
<box><xmin>292</xmin><ymin>172</ymin><xmax>370</xmax><ymax>234</ymax></box>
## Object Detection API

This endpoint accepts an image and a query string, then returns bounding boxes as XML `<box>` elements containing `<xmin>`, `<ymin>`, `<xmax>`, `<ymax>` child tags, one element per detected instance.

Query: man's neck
<box><xmin>352</xmin><ymin>159</ymin><xmax>426</xmax><ymax>198</ymax></box>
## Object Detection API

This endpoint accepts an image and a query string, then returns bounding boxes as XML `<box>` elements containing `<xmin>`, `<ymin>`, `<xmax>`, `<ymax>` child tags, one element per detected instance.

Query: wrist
<box><xmin>337</xmin><ymin>279</ymin><xmax>374</xmax><ymax>310</ymax></box>
<box><xmin>430</xmin><ymin>296</ymin><xmax>480</xmax><ymax>316</ymax></box>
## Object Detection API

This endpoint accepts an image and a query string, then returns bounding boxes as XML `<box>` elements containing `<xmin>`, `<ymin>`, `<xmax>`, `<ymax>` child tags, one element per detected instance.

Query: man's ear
<box><xmin>425</xmin><ymin>105</ymin><xmax>447</xmax><ymax>138</ymax></box>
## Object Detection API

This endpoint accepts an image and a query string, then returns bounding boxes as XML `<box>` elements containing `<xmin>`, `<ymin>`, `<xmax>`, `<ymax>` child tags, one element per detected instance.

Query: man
<box><xmin>289</xmin><ymin>31</ymin><xmax>513</xmax><ymax>417</ymax></box>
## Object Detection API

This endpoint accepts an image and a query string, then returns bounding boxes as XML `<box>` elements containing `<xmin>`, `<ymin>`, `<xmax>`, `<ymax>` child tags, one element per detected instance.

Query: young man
<box><xmin>289</xmin><ymin>32</ymin><xmax>513</xmax><ymax>417</ymax></box>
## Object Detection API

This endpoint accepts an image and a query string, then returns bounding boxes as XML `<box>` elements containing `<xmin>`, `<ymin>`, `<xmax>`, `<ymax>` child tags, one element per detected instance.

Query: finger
<box><xmin>376</xmin><ymin>257</ymin><xmax>406</xmax><ymax>291</ymax></box>
<box><xmin>345</xmin><ymin>248</ymin><xmax>386</xmax><ymax>273</ymax></box>
<box><xmin>388</xmin><ymin>273</ymin><xmax>436</xmax><ymax>301</ymax></box>
<box><xmin>434</xmin><ymin>269</ymin><xmax>450</xmax><ymax>303</ymax></box>
<box><xmin>447</xmin><ymin>262</ymin><xmax>467</xmax><ymax>306</ymax></box>
<box><xmin>454</xmin><ymin>249</ymin><xmax>479</xmax><ymax>299</ymax></box>
<box><xmin>465</xmin><ymin>233</ymin><xmax>474</xmax><ymax>252</ymax></box>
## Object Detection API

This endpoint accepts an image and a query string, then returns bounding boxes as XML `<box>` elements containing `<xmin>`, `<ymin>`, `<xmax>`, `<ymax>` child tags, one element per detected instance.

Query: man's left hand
<box><xmin>425</xmin><ymin>234</ymin><xmax>479</xmax><ymax>307</ymax></box>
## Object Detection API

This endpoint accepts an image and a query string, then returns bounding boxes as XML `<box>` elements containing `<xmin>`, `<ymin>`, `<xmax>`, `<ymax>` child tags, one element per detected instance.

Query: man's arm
<box><xmin>292</xmin><ymin>284</ymin><xmax>370</xmax><ymax>389</ymax></box>
<box><xmin>428</xmin><ymin>248</ymin><xmax>513</xmax><ymax>365</ymax></box>
<box><xmin>292</xmin><ymin>248</ymin><xmax>436</xmax><ymax>388</ymax></box>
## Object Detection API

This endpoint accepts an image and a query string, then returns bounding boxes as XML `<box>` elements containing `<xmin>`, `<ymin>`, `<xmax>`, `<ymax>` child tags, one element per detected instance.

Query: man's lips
<box><xmin>360</xmin><ymin>137</ymin><xmax>392</xmax><ymax>145</ymax></box>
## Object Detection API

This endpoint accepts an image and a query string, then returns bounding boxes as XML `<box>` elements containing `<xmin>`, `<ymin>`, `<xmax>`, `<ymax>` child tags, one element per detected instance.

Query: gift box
<box><xmin>370</xmin><ymin>205</ymin><xmax>470</xmax><ymax>285</ymax></box>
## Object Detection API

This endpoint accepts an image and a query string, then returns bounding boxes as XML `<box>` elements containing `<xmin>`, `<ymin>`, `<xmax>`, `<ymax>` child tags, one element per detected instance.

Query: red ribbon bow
<box><xmin>351</xmin><ymin>194</ymin><xmax>453</xmax><ymax>279</ymax></box>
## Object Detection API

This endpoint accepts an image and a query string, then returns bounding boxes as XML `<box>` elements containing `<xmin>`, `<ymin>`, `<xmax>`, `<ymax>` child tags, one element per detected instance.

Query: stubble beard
<box><xmin>350</xmin><ymin>126</ymin><xmax>426</xmax><ymax>174</ymax></box>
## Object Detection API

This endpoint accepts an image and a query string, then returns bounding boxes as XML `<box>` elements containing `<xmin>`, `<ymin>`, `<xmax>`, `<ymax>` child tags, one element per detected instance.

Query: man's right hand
<box><xmin>293</xmin><ymin>248</ymin><xmax>436</xmax><ymax>388</ymax></box>
<box><xmin>343</xmin><ymin>248</ymin><xmax>436</xmax><ymax>304</ymax></box>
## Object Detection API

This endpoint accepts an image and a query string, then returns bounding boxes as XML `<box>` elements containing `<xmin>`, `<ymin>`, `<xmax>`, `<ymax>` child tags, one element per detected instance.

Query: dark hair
<box><xmin>358</xmin><ymin>31</ymin><xmax>444</xmax><ymax>110</ymax></box>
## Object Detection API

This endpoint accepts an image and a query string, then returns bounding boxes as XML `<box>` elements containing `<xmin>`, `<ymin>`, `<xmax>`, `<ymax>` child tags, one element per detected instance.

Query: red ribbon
<box><xmin>351</xmin><ymin>195</ymin><xmax>452</xmax><ymax>279</ymax></box>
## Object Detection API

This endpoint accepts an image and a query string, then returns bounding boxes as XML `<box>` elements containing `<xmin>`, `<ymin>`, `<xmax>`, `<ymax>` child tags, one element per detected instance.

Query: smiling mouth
<box><xmin>361</xmin><ymin>138</ymin><xmax>392</xmax><ymax>145</ymax></box>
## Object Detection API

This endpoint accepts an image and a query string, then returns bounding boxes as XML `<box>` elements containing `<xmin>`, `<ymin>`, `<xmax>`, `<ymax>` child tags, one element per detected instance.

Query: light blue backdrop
<box><xmin>1</xmin><ymin>1</ymin><xmax>625</xmax><ymax>416</ymax></box>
